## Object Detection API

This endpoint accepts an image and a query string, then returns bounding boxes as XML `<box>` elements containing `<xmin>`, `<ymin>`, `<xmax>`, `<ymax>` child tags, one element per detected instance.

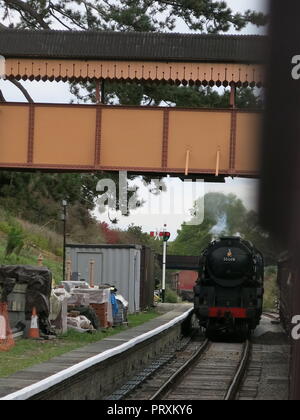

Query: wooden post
<box><xmin>185</xmin><ymin>150</ymin><xmax>190</xmax><ymax>176</ymax></box>
<box><xmin>215</xmin><ymin>147</ymin><xmax>220</xmax><ymax>177</ymax></box>
<box><xmin>89</xmin><ymin>259</ymin><xmax>95</xmax><ymax>288</ymax></box>
<box><xmin>37</xmin><ymin>254</ymin><xmax>43</xmax><ymax>266</ymax></box>
<box><xmin>66</xmin><ymin>258</ymin><xmax>72</xmax><ymax>282</ymax></box>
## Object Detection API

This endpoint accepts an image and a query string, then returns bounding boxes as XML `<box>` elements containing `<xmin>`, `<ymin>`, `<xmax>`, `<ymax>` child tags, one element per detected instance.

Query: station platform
<box><xmin>0</xmin><ymin>304</ymin><xmax>193</xmax><ymax>400</ymax></box>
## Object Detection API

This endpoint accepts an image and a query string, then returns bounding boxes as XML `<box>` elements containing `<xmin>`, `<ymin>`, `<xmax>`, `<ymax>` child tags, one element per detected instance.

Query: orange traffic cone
<box><xmin>28</xmin><ymin>307</ymin><xmax>40</xmax><ymax>339</ymax></box>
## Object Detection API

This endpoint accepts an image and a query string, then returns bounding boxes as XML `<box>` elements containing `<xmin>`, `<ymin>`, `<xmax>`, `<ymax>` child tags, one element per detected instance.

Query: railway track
<box><xmin>263</xmin><ymin>312</ymin><xmax>280</xmax><ymax>321</ymax></box>
<box><xmin>123</xmin><ymin>338</ymin><xmax>251</xmax><ymax>401</ymax></box>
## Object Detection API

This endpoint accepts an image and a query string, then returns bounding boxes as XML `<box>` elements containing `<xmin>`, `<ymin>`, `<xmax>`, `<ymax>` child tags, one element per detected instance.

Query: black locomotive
<box><xmin>194</xmin><ymin>237</ymin><xmax>264</xmax><ymax>339</ymax></box>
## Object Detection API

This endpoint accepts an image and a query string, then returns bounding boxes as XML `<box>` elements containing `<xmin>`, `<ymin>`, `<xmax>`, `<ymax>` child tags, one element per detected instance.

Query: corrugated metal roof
<box><xmin>66</xmin><ymin>244</ymin><xmax>143</xmax><ymax>250</ymax></box>
<box><xmin>0</xmin><ymin>30</ymin><xmax>267</xmax><ymax>63</ymax></box>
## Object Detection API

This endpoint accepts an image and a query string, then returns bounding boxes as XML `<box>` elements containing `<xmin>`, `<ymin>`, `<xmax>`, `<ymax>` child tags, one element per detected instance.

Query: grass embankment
<box><xmin>0</xmin><ymin>212</ymin><xmax>160</xmax><ymax>378</ymax></box>
<box><xmin>0</xmin><ymin>209</ymin><xmax>63</xmax><ymax>283</ymax></box>
<box><xmin>0</xmin><ymin>311</ymin><xmax>159</xmax><ymax>378</ymax></box>
<box><xmin>263</xmin><ymin>266</ymin><xmax>279</xmax><ymax>312</ymax></box>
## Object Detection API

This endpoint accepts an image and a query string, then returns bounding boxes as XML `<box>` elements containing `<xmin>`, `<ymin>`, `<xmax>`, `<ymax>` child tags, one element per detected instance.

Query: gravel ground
<box><xmin>239</xmin><ymin>316</ymin><xmax>290</xmax><ymax>400</ymax></box>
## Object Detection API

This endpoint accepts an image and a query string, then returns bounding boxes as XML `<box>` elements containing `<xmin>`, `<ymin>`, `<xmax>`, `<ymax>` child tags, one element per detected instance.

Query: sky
<box><xmin>0</xmin><ymin>0</ymin><xmax>269</xmax><ymax>238</ymax></box>
<box><xmin>225</xmin><ymin>0</ymin><xmax>269</xmax><ymax>34</ymax></box>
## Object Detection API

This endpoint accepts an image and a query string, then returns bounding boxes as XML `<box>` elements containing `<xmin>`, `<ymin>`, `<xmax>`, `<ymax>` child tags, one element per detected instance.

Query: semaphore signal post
<box><xmin>150</xmin><ymin>225</ymin><xmax>171</xmax><ymax>303</ymax></box>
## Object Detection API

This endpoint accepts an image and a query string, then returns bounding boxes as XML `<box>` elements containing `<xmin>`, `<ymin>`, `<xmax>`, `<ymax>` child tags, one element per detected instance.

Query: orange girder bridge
<box><xmin>0</xmin><ymin>31</ymin><xmax>266</xmax><ymax>177</ymax></box>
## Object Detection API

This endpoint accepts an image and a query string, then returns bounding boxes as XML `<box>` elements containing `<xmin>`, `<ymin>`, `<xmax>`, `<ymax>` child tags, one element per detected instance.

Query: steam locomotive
<box><xmin>194</xmin><ymin>237</ymin><xmax>264</xmax><ymax>339</ymax></box>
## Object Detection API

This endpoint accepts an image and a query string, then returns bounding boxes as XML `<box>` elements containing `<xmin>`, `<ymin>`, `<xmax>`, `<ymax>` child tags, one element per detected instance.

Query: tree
<box><xmin>99</xmin><ymin>222</ymin><xmax>120</xmax><ymax>244</ymax></box>
<box><xmin>0</xmin><ymin>171</ymin><xmax>111</xmax><ymax>235</ymax></box>
<box><xmin>170</xmin><ymin>192</ymin><xmax>282</xmax><ymax>265</ymax></box>
<box><xmin>0</xmin><ymin>1</ymin><xmax>267</xmax><ymax>32</ymax></box>
<box><xmin>0</xmin><ymin>0</ymin><xmax>267</xmax><ymax>103</ymax></box>
<box><xmin>73</xmin><ymin>82</ymin><xmax>264</xmax><ymax>109</ymax></box>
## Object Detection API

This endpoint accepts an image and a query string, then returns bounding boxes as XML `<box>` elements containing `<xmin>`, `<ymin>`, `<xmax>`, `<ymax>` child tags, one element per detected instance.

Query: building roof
<box><xmin>0</xmin><ymin>30</ymin><xmax>267</xmax><ymax>63</ymax></box>
<box><xmin>66</xmin><ymin>244</ymin><xmax>143</xmax><ymax>250</ymax></box>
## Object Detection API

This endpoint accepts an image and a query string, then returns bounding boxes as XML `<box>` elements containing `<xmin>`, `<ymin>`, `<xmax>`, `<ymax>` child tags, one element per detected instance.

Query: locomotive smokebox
<box><xmin>194</xmin><ymin>236</ymin><xmax>264</xmax><ymax>339</ymax></box>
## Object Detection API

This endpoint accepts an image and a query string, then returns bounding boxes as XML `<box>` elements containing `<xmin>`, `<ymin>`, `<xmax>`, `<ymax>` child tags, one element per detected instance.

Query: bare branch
<box><xmin>48</xmin><ymin>6</ymin><xmax>72</xmax><ymax>30</ymax></box>
<box><xmin>3</xmin><ymin>0</ymin><xmax>50</xmax><ymax>29</ymax></box>
<box><xmin>17</xmin><ymin>8</ymin><xmax>40</xmax><ymax>29</ymax></box>
<box><xmin>49</xmin><ymin>3</ymin><xmax>88</xmax><ymax>30</ymax></box>
<box><xmin>9</xmin><ymin>79</ymin><xmax>34</xmax><ymax>103</ymax></box>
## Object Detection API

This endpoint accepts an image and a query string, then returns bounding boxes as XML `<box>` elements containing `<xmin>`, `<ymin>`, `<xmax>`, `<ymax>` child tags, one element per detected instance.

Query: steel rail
<box><xmin>149</xmin><ymin>339</ymin><xmax>210</xmax><ymax>401</ymax></box>
<box><xmin>106</xmin><ymin>335</ymin><xmax>194</xmax><ymax>401</ymax></box>
<box><xmin>263</xmin><ymin>312</ymin><xmax>280</xmax><ymax>320</ymax></box>
<box><xmin>224</xmin><ymin>339</ymin><xmax>251</xmax><ymax>401</ymax></box>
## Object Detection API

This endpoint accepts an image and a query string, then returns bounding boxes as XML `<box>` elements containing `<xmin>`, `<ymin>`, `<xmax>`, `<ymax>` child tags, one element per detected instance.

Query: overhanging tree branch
<box><xmin>47</xmin><ymin>6</ymin><xmax>72</xmax><ymax>30</ymax></box>
<box><xmin>9</xmin><ymin>79</ymin><xmax>34</xmax><ymax>103</ymax></box>
<box><xmin>49</xmin><ymin>2</ymin><xmax>88</xmax><ymax>30</ymax></box>
<box><xmin>3</xmin><ymin>0</ymin><xmax>50</xmax><ymax>29</ymax></box>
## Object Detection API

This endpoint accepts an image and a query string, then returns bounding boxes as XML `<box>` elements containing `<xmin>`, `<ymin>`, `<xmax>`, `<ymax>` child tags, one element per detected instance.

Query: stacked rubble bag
<box><xmin>49</xmin><ymin>283</ymin><xmax>130</xmax><ymax>333</ymax></box>
<box><xmin>71</xmin><ymin>286</ymin><xmax>113</xmax><ymax>330</ymax></box>
<box><xmin>0</xmin><ymin>266</ymin><xmax>53</xmax><ymax>345</ymax></box>
<box><xmin>50</xmin><ymin>284</ymin><xmax>114</xmax><ymax>333</ymax></box>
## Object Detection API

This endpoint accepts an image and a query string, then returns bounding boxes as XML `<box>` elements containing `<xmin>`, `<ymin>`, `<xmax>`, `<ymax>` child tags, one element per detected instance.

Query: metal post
<box><xmin>89</xmin><ymin>259</ymin><xmax>95</xmax><ymax>288</ymax></box>
<box><xmin>101</xmin><ymin>80</ymin><xmax>105</xmax><ymax>104</ymax></box>
<box><xmin>95</xmin><ymin>80</ymin><xmax>101</xmax><ymax>104</ymax></box>
<box><xmin>162</xmin><ymin>240</ymin><xmax>167</xmax><ymax>303</ymax></box>
<box><xmin>230</xmin><ymin>82</ymin><xmax>236</xmax><ymax>108</ymax></box>
<box><xmin>66</xmin><ymin>258</ymin><xmax>72</xmax><ymax>282</ymax></box>
<box><xmin>161</xmin><ymin>224</ymin><xmax>169</xmax><ymax>303</ymax></box>
<box><xmin>62</xmin><ymin>200</ymin><xmax>67</xmax><ymax>282</ymax></box>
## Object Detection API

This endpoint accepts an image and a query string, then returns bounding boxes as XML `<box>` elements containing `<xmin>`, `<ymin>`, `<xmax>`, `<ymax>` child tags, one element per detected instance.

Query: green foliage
<box><xmin>165</xmin><ymin>287</ymin><xmax>179</xmax><ymax>303</ymax></box>
<box><xmin>0</xmin><ymin>230</ymin><xmax>63</xmax><ymax>282</ymax></box>
<box><xmin>265</xmin><ymin>266</ymin><xmax>277</xmax><ymax>276</ymax></box>
<box><xmin>5</xmin><ymin>221</ymin><xmax>25</xmax><ymax>256</ymax></box>
<box><xmin>170</xmin><ymin>192</ymin><xmax>282</xmax><ymax>265</ymax></box>
<box><xmin>0</xmin><ymin>210</ymin><xmax>63</xmax><ymax>283</ymax></box>
<box><xmin>124</xmin><ymin>224</ymin><xmax>153</xmax><ymax>246</ymax></box>
<box><xmin>0</xmin><ymin>0</ymin><xmax>267</xmax><ymax>33</ymax></box>
<box><xmin>0</xmin><ymin>172</ymin><xmax>112</xmax><ymax>243</ymax></box>
<box><xmin>0</xmin><ymin>220</ymin><xmax>10</xmax><ymax>235</ymax></box>
<box><xmin>263</xmin><ymin>267</ymin><xmax>279</xmax><ymax>311</ymax></box>
<box><xmin>73</xmin><ymin>81</ymin><xmax>263</xmax><ymax>109</ymax></box>
<box><xmin>169</xmin><ymin>220</ymin><xmax>214</xmax><ymax>257</ymax></box>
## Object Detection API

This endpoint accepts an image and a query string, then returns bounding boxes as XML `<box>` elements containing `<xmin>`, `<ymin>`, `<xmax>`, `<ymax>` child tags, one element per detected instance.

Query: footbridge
<box><xmin>0</xmin><ymin>30</ymin><xmax>266</xmax><ymax>177</ymax></box>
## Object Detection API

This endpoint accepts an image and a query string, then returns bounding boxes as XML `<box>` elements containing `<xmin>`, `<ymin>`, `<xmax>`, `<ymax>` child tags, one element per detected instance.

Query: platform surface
<box><xmin>0</xmin><ymin>304</ymin><xmax>192</xmax><ymax>399</ymax></box>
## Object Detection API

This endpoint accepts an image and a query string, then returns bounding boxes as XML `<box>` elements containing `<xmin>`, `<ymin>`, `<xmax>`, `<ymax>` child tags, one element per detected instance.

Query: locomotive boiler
<box><xmin>194</xmin><ymin>237</ymin><xmax>264</xmax><ymax>339</ymax></box>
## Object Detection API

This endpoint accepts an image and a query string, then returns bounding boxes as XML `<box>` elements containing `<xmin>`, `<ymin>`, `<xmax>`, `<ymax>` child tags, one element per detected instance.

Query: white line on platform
<box><xmin>1</xmin><ymin>307</ymin><xmax>193</xmax><ymax>400</ymax></box>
